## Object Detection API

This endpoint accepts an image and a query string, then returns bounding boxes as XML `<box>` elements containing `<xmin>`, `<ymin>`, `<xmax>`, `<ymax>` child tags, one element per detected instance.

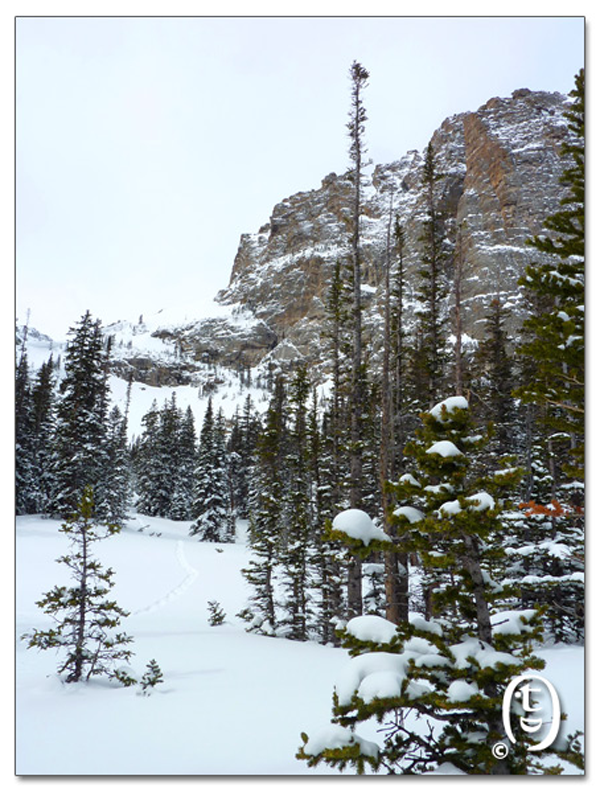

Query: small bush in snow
<box><xmin>140</xmin><ymin>659</ymin><xmax>164</xmax><ymax>695</ymax></box>
<box><xmin>207</xmin><ymin>600</ymin><xmax>226</xmax><ymax>626</ymax></box>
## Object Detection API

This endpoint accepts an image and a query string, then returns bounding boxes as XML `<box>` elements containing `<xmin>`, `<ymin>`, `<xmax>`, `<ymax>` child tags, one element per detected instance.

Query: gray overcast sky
<box><xmin>16</xmin><ymin>15</ymin><xmax>584</xmax><ymax>339</ymax></box>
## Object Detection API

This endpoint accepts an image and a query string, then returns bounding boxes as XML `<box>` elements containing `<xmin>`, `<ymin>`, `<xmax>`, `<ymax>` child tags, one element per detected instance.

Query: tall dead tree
<box><xmin>346</xmin><ymin>60</ymin><xmax>369</xmax><ymax>618</ymax></box>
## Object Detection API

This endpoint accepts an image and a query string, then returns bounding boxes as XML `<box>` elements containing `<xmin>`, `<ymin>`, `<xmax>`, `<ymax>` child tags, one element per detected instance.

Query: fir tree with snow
<box><xmin>16</xmin><ymin>343</ymin><xmax>58</xmax><ymax>515</ymax></box>
<box><xmin>22</xmin><ymin>486</ymin><xmax>134</xmax><ymax>684</ymax></box>
<box><xmin>97</xmin><ymin>405</ymin><xmax>131</xmax><ymax>527</ymax></box>
<box><xmin>133</xmin><ymin>400</ymin><xmax>163</xmax><ymax>516</ymax></box>
<box><xmin>298</xmin><ymin>396</ymin><xmax>583</xmax><ymax>774</ymax></box>
<box><xmin>170</xmin><ymin>405</ymin><xmax>198</xmax><ymax>521</ymax></box>
<box><xmin>15</xmin><ymin>332</ymin><xmax>36</xmax><ymax>514</ymax></box>
<box><xmin>51</xmin><ymin>312</ymin><xmax>112</xmax><ymax>519</ymax></box>
<box><xmin>190</xmin><ymin>400</ymin><xmax>233</xmax><ymax>542</ymax></box>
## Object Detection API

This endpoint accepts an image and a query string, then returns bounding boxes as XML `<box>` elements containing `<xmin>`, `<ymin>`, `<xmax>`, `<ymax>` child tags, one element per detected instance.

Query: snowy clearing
<box><xmin>15</xmin><ymin>513</ymin><xmax>584</xmax><ymax>777</ymax></box>
<box><xmin>16</xmin><ymin>514</ymin><xmax>352</xmax><ymax>776</ymax></box>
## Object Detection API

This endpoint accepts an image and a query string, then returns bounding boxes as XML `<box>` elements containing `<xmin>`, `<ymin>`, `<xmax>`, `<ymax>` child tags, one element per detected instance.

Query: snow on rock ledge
<box><xmin>332</xmin><ymin>509</ymin><xmax>391</xmax><ymax>546</ymax></box>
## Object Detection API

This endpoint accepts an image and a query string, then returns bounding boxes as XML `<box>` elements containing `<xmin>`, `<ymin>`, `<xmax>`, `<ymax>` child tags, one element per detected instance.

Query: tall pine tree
<box><xmin>516</xmin><ymin>68</ymin><xmax>584</xmax><ymax>482</ymax></box>
<box><xmin>51</xmin><ymin>312</ymin><xmax>112</xmax><ymax>518</ymax></box>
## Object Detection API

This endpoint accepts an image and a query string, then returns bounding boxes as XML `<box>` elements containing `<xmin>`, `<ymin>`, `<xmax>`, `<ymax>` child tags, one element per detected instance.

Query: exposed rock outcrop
<box><xmin>215</xmin><ymin>88</ymin><xmax>571</xmax><ymax>364</ymax></box>
<box><xmin>106</xmin><ymin>87</ymin><xmax>574</xmax><ymax>385</ymax></box>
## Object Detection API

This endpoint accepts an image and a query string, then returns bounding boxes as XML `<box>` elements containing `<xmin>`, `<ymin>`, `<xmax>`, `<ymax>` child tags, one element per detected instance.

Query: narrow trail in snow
<box><xmin>131</xmin><ymin>540</ymin><xmax>199</xmax><ymax>616</ymax></box>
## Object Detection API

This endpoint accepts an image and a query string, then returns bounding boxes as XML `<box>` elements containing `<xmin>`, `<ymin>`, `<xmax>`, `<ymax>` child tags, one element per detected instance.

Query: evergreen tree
<box><xmin>473</xmin><ymin>298</ymin><xmax>517</xmax><ymax>457</ymax></box>
<box><xmin>134</xmin><ymin>400</ymin><xmax>163</xmax><ymax>516</ymax></box>
<box><xmin>410</xmin><ymin>142</ymin><xmax>451</xmax><ymax>408</ymax></box>
<box><xmin>15</xmin><ymin>335</ymin><xmax>36</xmax><ymax>514</ymax></box>
<box><xmin>51</xmin><ymin>312</ymin><xmax>111</xmax><ymax>518</ymax></box>
<box><xmin>153</xmin><ymin>394</ymin><xmax>181</xmax><ymax>517</ymax></box>
<box><xmin>243</xmin><ymin>378</ymin><xmax>288</xmax><ymax>634</ymax></box>
<box><xmin>134</xmin><ymin>394</ymin><xmax>196</xmax><ymax>521</ymax></box>
<box><xmin>140</xmin><ymin>659</ymin><xmax>164</xmax><ymax>695</ymax></box>
<box><xmin>190</xmin><ymin>399</ymin><xmax>232</xmax><ymax>542</ymax></box>
<box><xmin>23</xmin><ymin>486</ymin><xmax>134</xmax><ymax>683</ymax></box>
<box><xmin>170</xmin><ymin>405</ymin><xmax>197</xmax><ymax>521</ymax></box>
<box><xmin>299</xmin><ymin>397</ymin><xmax>583</xmax><ymax>774</ymax></box>
<box><xmin>504</xmin><ymin>499</ymin><xmax>584</xmax><ymax>644</ymax></box>
<box><xmin>28</xmin><ymin>356</ymin><xmax>59</xmax><ymax>514</ymax></box>
<box><xmin>15</xmin><ymin>331</ymin><xmax>59</xmax><ymax>515</ymax></box>
<box><xmin>279</xmin><ymin>367</ymin><xmax>314</xmax><ymax>641</ymax></box>
<box><xmin>510</xmin><ymin>70</ymin><xmax>585</xmax><ymax>645</ymax></box>
<box><xmin>321</xmin><ymin>258</ymin><xmax>352</xmax><ymax>513</ymax></box>
<box><xmin>516</xmin><ymin>68</ymin><xmax>584</xmax><ymax>482</ymax></box>
<box><xmin>97</xmin><ymin>405</ymin><xmax>131</xmax><ymax>527</ymax></box>
<box><xmin>311</xmin><ymin>395</ymin><xmax>346</xmax><ymax>645</ymax></box>
<box><xmin>207</xmin><ymin>600</ymin><xmax>227</xmax><ymax>626</ymax></box>
<box><xmin>390</xmin><ymin>218</ymin><xmax>410</xmax><ymax>469</ymax></box>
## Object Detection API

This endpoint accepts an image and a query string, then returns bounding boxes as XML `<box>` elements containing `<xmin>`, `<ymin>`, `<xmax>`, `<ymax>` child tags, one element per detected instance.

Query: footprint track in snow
<box><xmin>131</xmin><ymin>541</ymin><xmax>199</xmax><ymax>616</ymax></box>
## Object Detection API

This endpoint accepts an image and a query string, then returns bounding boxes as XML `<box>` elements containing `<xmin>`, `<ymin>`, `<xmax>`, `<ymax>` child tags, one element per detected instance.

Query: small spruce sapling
<box><xmin>140</xmin><ymin>659</ymin><xmax>164</xmax><ymax>695</ymax></box>
<box><xmin>207</xmin><ymin>600</ymin><xmax>226</xmax><ymax>626</ymax></box>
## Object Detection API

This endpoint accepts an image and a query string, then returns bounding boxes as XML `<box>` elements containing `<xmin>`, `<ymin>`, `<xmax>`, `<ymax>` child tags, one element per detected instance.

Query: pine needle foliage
<box><xmin>22</xmin><ymin>486</ymin><xmax>134</xmax><ymax>683</ymax></box>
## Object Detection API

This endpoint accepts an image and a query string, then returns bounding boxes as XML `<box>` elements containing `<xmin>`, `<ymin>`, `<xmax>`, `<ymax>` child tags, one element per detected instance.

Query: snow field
<box><xmin>16</xmin><ymin>514</ymin><xmax>351</xmax><ymax>776</ymax></box>
<box><xmin>15</xmin><ymin>513</ymin><xmax>584</xmax><ymax>778</ymax></box>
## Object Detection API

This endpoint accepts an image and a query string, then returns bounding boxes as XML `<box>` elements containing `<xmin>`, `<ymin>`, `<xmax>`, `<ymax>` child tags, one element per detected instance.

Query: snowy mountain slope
<box><xmin>16</xmin><ymin>87</ymin><xmax>576</xmax><ymax>419</ymax></box>
<box><xmin>17</xmin><ymin>311</ymin><xmax>275</xmax><ymax>442</ymax></box>
<box><xmin>15</xmin><ymin>513</ymin><xmax>584</xmax><ymax>776</ymax></box>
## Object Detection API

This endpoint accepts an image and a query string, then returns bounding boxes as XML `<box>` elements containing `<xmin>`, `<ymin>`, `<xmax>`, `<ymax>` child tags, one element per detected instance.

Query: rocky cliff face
<box><xmin>110</xmin><ymin>87</ymin><xmax>574</xmax><ymax>386</ymax></box>
<box><xmin>213</xmin><ymin>88</ymin><xmax>571</xmax><ymax>367</ymax></box>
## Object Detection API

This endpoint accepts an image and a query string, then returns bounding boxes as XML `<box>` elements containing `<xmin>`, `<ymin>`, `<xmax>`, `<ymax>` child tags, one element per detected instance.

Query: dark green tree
<box><xmin>473</xmin><ymin>298</ymin><xmax>517</xmax><ymax>457</ymax></box>
<box><xmin>140</xmin><ymin>659</ymin><xmax>164</xmax><ymax>695</ymax></box>
<box><xmin>243</xmin><ymin>377</ymin><xmax>288</xmax><ymax>635</ymax></box>
<box><xmin>280</xmin><ymin>367</ymin><xmax>314</xmax><ymax>641</ymax></box>
<box><xmin>170</xmin><ymin>405</ymin><xmax>197</xmax><ymax>521</ymax></box>
<box><xmin>23</xmin><ymin>486</ymin><xmax>134</xmax><ymax>683</ymax></box>
<box><xmin>190</xmin><ymin>399</ymin><xmax>232</xmax><ymax>542</ymax></box>
<box><xmin>299</xmin><ymin>397</ymin><xmax>583</xmax><ymax>774</ymax></box>
<box><xmin>516</xmin><ymin>68</ymin><xmax>584</xmax><ymax>482</ymax></box>
<box><xmin>133</xmin><ymin>400</ymin><xmax>162</xmax><ymax>516</ymax></box>
<box><xmin>98</xmin><ymin>405</ymin><xmax>131</xmax><ymax>527</ymax></box>
<box><xmin>410</xmin><ymin>142</ymin><xmax>451</xmax><ymax>408</ymax></box>
<box><xmin>51</xmin><ymin>312</ymin><xmax>111</xmax><ymax>518</ymax></box>
<box><xmin>15</xmin><ymin>330</ymin><xmax>35</xmax><ymax>514</ymax></box>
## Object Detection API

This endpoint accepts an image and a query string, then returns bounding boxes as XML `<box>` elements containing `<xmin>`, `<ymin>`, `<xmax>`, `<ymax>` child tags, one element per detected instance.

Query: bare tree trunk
<box><xmin>346</xmin><ymin>61</ymin><xmax>369</xmax><ymax>619</ymax></box>
<box><xmin>380</xmin><ymin>193</ymin><xmax>406</xmax><ymax>624</ymax></box>
<box><xmin>453</xmin><ymin>224</ymin><xmax>465</xmax><ymax>396</ymax></box>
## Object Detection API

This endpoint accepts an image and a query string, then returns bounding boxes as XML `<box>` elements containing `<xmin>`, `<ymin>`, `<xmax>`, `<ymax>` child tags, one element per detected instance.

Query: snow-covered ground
<box><xmin>16</xmin><ymin>514</ymin><xmax>351</xmax><ymax>776</ymax></box>
<box><xmin>15</xmin><ymin>513</ymin><xmax>584</xmax><ymax>779</ymax></box>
